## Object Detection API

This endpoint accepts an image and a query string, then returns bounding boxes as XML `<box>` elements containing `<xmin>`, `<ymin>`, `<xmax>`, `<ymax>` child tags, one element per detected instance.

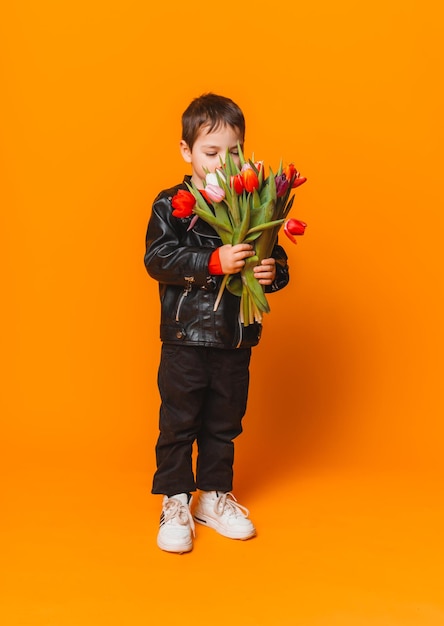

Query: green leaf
<box><xmin>235</xmin><ymin>196</ymin><xmax>251</xmax><ymax>243</ymax></box>
<box><xmin>226</xmin><ymin>274</ymin><xmax>243</xmax><ymax>297</ymax></box>
<box><xmin>185</xmin><ymin>182</ymin><xmax>233</xmax><ymax>243</ymax></box>
<box><xmin>243</xmin><ymin>230</ymin><xmax>263</xmax><ymax>243</ymax></box>
<box><xmin>225</xmin><ymin>149</ymin><xmax>241</xmax><ymax>177</ymax></box>
<box><xmin>268</xmin><ymin>168</ymin><xmax>277</xmax><ymax>203</ymax></box>
<box><xmin>237</xmin><ymin>142</ymin><xmax>246</xmax><ymax>167</ymax></box>
<box><xmin>242</xmin><ymin>258</ymin><xmax>270</xmax><ymax>313</ymax></box>
<box><xmin>246</xmin><ymin>218</ymin><xmax>284</xmax><ymax>236</ymax></box>
<box><xmin>252</xmin><ymin>189</ymin><xmax>261</xmax><ymax>210</ymax></box>
<box><xmin>213</xmin><ymin>201</ymin><xmax>234</xmax><ymax>232</ymax></box>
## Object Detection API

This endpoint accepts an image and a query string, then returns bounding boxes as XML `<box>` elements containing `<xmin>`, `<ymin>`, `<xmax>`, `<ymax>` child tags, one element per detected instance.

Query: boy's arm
<box><xmin>145</xmin><ymin>191</ymin><xmax>255</xmax><ymax>286</ymax></box>
<box><xmin>144</xmin><ymin>194</ymin><xmax>213</xmax><ymax>287</ymax></box>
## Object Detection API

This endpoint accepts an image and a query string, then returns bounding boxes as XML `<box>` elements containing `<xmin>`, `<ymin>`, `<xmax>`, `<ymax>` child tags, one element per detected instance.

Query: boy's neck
<box><xmin>190</xmin><ymin>174</ymin><xmax>203</xmax><ymax>188</ymax></box>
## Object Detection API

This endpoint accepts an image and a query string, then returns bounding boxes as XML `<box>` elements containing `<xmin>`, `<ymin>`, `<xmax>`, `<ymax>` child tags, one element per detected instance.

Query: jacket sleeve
<box><xmin>265</xmin><ymin>242</ymin><xmax>290</xmax><ymax>293</ymax></box>
<box><xmin>144</xmin><ymin>193</ymin><xmax>214</xmax><ymax>288</ymax></box>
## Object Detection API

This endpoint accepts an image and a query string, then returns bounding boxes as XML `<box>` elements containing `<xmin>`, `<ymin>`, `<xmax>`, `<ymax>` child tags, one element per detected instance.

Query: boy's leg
<box><xmin>195</xmin><ymin>347</ymin><xmax>251</xmax><ymax>492</ymax></box>
<box><xmin>152</xmin><ymin>344</ymin><xmax>208</xmax><ymax>496</ymax></box>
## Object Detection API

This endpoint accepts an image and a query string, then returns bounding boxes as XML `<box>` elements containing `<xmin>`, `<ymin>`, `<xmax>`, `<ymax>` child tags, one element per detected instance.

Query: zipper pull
<box><xmin>183</xmin><ymin>276</ymin><xmax>195</xmax><ymax>294</ymax></box>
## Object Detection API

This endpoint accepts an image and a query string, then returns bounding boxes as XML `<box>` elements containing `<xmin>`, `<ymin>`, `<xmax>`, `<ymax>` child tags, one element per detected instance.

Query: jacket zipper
<box><xmin>175</xmin><ymin>276</ymin><xmax>194</xmax><ymax>322</ymax></box>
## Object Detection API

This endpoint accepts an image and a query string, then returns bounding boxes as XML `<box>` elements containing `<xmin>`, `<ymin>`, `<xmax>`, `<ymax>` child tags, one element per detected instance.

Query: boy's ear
<box><xmin>180</xmin><ymin>140</ymin><xmax>192</xmax><ymax>163</ymax></box>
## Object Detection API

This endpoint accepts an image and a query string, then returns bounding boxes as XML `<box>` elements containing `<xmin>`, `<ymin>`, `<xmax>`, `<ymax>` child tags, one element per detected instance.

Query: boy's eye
<box><xmin>230</xmin><ymin>150</ymin><xmax>239</xmax><ymax>156</ymax></box>
<box><xmin>205</xmin><ymin>153</ymin><xmax>217</xmax><ymax>157</ymax></box>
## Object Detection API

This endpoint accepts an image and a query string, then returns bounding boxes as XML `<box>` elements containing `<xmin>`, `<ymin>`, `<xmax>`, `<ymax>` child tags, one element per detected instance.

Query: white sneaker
<box><xmin>157</xmin><ymin>494</ymin><xmax>195</xmax><ymax>553</ymax></box>
<box><xmin>193</xmin><ymin>491</ymin><xmax>256</xmax><ymax>540</ymax></box>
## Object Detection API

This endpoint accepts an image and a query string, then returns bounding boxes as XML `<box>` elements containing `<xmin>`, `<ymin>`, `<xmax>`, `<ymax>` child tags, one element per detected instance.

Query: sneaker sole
<box><xmin>157</xmin><ymin>538</ymin><xmax>193</xmax><ymax>554</ymax></box>
<box><xmin>193</xmin><ymin>513</ymin><xmax>256</xmax><ymax>540</ymax></box>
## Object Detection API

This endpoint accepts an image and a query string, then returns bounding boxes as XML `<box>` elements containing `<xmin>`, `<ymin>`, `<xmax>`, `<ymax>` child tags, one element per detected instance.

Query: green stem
<box><xmin>213</xmin><ymin>274</ymin><xmax>229</xmax><ymax>312</ymax></box>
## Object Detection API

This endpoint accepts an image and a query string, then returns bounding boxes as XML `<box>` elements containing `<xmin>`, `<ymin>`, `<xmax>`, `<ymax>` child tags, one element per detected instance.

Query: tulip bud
<box><xmin>275</xmin><ymin>173</ymin><xmax>290</xmax><ymax>198</ymax></box>
<box><xmin>171</xmin><ymin>189</ymin><xmax>196</xmax><ymax>218</ymax></box>
<box><xmin>205</xmin><ymin>172</ymin><xmax>219</xmax><ymax>186</ymax></box>
<box><xmin>284</xmin><ymin>218</ymin><xmax>307</xmax><ymax>243</ymax></box>
<box><xmin>283</xmin><ymin>163</ymin><xmax>297</xmax><ymax>181</ymax></box>
<box><xmin>292</xmin><ymin>176</ymin><xmax>307</xmax><ymax>188</ymax></box>
<box><xmin>204</xmin><ymin>183</ymin><xmax>226</xmax><ymax>203</ymax></box>
<box><xmin>206</xmin><ymin>170</ymin><xmax>226</xmax><ymax>187</ymax></box>
<box><xmin>230</xmin><ymin>174</ymin><xmax>244</xmax><ymax>195</ymax></box>
<box><xmin>241</xmin><ymin>164</ymin><xmax>259</xmax><ymax>193</ymax></box>
<box><xmin>283</xmin><ymin>164</ymin><xmax>307</xmax><ymax>188</ymax></box>
<box><xmin>254</xmin><ymin>161</ymin><xmax>264</xmax><ymax>175</ymax></box>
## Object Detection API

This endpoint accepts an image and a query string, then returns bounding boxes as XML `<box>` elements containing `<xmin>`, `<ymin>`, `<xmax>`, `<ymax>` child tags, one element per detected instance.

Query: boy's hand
<box><xmin>218</xmin><ymin>244</ymin><xmax>255</xmax><ymax>274</ymax></box>
<box><xmin>253</xmin><ymin>258</ymin><xmax>276</xmax><ymax>285</ymax></box>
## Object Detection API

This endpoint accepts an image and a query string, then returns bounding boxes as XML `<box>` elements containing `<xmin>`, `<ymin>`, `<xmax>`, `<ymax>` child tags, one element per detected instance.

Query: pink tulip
<box><xmin>204</xmin><ymin>183</ymin><xmax>225</xmax><ymax>203</ymax></box>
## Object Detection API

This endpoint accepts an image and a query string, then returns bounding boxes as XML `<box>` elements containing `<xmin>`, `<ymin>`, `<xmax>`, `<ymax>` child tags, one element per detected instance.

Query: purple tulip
<box><xmin>275</xmin><ymin>173</ymin><xmax>290</xmax><ymax>198</ymax></box>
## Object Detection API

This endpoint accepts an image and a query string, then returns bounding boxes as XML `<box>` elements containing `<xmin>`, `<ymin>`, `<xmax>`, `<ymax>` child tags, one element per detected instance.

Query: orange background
<box><xmin>1</xmin><ymin>1</ymin><xmax>443</xmax><ymax>625</ymax></box>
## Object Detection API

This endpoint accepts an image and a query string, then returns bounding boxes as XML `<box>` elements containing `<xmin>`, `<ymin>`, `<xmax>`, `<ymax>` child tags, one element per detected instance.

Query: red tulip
<box><xmin>171</xmin><ymin>189</ymin><xmax>196</xmax><ymax>218</ymax></box>
<box><xmin>241</xmin><ymin>164</ymin><xmax>259</xmax><ymax>193</ymax></box>
<box><xmin>283</xmin><ymin>163</ymin><xmax>307</xmax><ymax>188</ymax></box>
<box><xmin>284</xmin><ymin>218</ymin><xmax>307</xmax><ymax>243</ymax></box>
<box><xmin>292</xmin><ymin>176</ymin><xmax>307</xmax><ymax>188</ymax></box>
<box><xmin>230</xmin><ymin>174</ymin><xmax>245</xmax><ymax>194</ymax></box>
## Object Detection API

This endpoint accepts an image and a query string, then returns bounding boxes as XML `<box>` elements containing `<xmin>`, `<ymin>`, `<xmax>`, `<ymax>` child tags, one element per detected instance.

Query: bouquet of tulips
<box><xmin>172</xmin><ymin>144</ymin><xmax>307</xmax><ymax>326</ymax></box>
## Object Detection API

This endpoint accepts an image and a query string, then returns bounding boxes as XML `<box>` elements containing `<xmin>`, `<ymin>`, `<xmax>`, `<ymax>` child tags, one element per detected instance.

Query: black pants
<box><xmin>152</xmin><ymin>344</ymin><xmax>252</xmax><ymax>495</ymax></box>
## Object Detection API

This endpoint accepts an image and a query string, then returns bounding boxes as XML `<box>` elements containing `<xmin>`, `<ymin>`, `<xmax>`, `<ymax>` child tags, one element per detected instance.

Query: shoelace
<box><xmin>214</xmin><ymin>492</ymin><xmax>250</xmax><ymax>519</ymax></box>
<box><xmin>163</xmin><ymin>498</ymin><xmax>195</xmax><ymax>535</ymax></box>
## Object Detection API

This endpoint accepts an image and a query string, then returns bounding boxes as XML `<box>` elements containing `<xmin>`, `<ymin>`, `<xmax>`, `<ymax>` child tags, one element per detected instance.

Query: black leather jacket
<box><xmin>144</xmin><ymin>177</ymin><xmax>290</xmax><ymax>349</ymax></box>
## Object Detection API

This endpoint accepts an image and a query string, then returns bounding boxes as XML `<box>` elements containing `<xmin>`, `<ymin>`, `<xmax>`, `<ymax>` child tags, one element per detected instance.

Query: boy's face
<box><xmin>180</xmin><ymin>124</ymin><xmax>243</xmax><ymax>188</ymax></box>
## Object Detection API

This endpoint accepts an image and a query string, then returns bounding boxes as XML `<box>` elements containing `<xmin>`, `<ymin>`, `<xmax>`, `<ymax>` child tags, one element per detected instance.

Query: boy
<box><xmin>144</xmin><ymin>93</ymin><xmax>289</xmax><ymax>553</ymax></box>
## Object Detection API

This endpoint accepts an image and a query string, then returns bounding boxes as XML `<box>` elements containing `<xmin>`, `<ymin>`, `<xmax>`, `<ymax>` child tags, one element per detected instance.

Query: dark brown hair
<box><xmin>181</xmin><ymin>93</ymin><xmax>245</xmax><ymax>149</ymax></box>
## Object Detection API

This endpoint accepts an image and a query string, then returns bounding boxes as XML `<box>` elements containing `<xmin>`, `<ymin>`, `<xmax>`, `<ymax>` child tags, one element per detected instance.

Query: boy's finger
<box><xmin>233</xmin><ymin>243</ymin><xmax>253</xmax><ymax>252</ymax></box>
